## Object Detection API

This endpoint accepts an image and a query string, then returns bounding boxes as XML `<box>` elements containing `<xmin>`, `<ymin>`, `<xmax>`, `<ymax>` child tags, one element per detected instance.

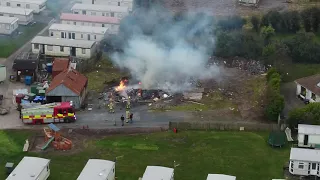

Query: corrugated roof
<box><xmin>71</xmin><ymin>3</ymin><xmax>129</xmax><ymax>12</ymax></box>
<box><xmin>298</xmin><ymin>124</ymin><xmax>320</xmax><ymax>135</ymax></box>
<box><xmin>52</xmin><ymin>58</ymin><xmax>69</xmax><ymax>72</ymax></box>
<box><xmin>46</xmin><ymin>69</ymin><xmax>88</xmax><ymax>96</ymax></box>
<box><xmin>142</xmin><ymin>166</ymin><xmax>174</xmax><ymax>180</ymax></box>
<box><xmin>290</xmin><ymin>148</ymin><xmax>320</xmax><ymax>162</ymax></box>
<box><xmin>0</xmin><ymin>16</ymin><xmax>18</xmax><ymax>24</ymax></box>
<box><xmin>295</xmin><ymin>74</ymin><xmax>320</xmax><ymax>96</ymax></box>
<box><xmin>31</xmin><ymin>36</ymin><xmax>96</xmax><ymax>48</ymax></box>
<box><xmin>77</xmin><ymin>159</ymin><xmax>115</xmax><ymax>180</ymax></box>
<box><xmin>49</xmin><ymin>23</ymin><xmax>108</xmax><ymax>34</ymax></box>
<box><xmin>60</xmin><ymin>13</ymin><xmax>120</xmax><ymax>24</ymax></box>
<box><xmin>0</xmin><ymin>6</ymin><xmax>33</xmax><ymax>15</ymax></box>
<box><xmin>207</xmin><ymin>174</ymin><xmax>236</xmax><ymax>180</ymax></box>
<box><xmin>6</xmin><ymin>157</ymin><xmax>50</xmax><ymax>180</ymax></box>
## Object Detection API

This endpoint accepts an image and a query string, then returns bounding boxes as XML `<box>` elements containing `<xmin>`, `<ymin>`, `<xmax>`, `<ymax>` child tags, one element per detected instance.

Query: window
<box><xmin>73</xmin><ymin>22</ymin><xmax>76</xmax><ymax>25</ymax></box>
<box><xmin>34</xmin><ymin>44</ymin><xmax>39</xmax><ymax>49</ymax></box>
<box><xmin>94</xmin><ymin>35</ymin><xmax>96</xmax><ymax>39</ymax></box>
<box><xmin>118</xmin><ymin>2</ymin><xmax>120</xmax><ymax>6</ymax></box>
<box><xmin>9</xmin><ymin>15</ymin><xmax>14</xmax><ymax>17</ymax></box>
<box><xmin>61</xmin><ymin>32</ymin><xmax>65</xmax><ymax>38</ymax></box>
<box><xmin>46</xmin><ymin>166</ymin><xmax>49</xmax><ymax>171</ymax></box>
<box><xmin>82</xmin><ymin>10</ymin><xmax>86</xmax><ymax>15</ymax></box>
<box><xmin>47</xmin><ymin>45</ymin><xmax>53</xmax><ymax>51</ymax></box>
<box><xmin>5</xmin><ymin>24</ymin><xmax>9</xmax><ymax>30</ymax></box>
<box><xmin>113</xmin><ymin>168</ymin><xmax>114</xmax><ymax>172</ymax></box>
<box><xmin>110</xmin><ymin>12</ymin><xmax>114</xmax><ymax>17</ymax></box>
<box><xmin>26</xmin><ymin>4</ymin><xmax>30</xmax><ymax>8</ymax></box>
<box><xmin>6</xmin><ymin>2</ymin><xmax>10</xmax><ymax>6</ymax></box>
<box><xmin>74</xmin><ymin>11</ymin><xmax>79</xmax><ymax>14</ymax></box>
<box><xmin>81</xmin><ymin>34</ymin><xmax>83</xmax><ymax>38</ymax></box>
<box><xmin>60</xmin><ymin>46</ymin><xmax>64</xmax><ymax>52</ymax></box>
<box><xmin>17</xmin><ymin>3</ymin><xmax>21</xmax><ymax>7</ymax></box>
<box><xmin>102</xmin><ymin>13</ymin><xmax>105</xmax><ymax>16</ymax></box>
<box><xmin>312</xmin><ymin>163</ymin><xmax>317</xmax><ymax>169</ymax></box>
<box><xmin>102</xmin><ymin>24</ymin><xmax>105</xmax><ymax>27</ymax></box>
<box><xmin>82</xmin><ymin>48</ymin><xmax>86</xmax><ymax>54</ymax></box>
<box><xmin>50</xmin><ymin>32</ymin><xmax>53</xmax><ymax>36</ymax></box>
<box><xmin>72</xmin><ymin>33</ymin><xmax>75</xmax><ymax>39</ymax></box>
<box><xmin>0</xmin><ymin>14</ymin><xmax>3</xmax><ymax>16</ymax></box>
<box><xmin>298</xmin><ymin>163</ymin><xmax>304</xmax><ymax>169</ymax></box>
<box><xmin>67</xmin><ymin>108</ymin><xmax>73</xmax><ymax>113</ymax></box>
<box><xmin>91</xmin><ymin>12</ymin><xmax>96</xmax><ymax>15</ymax></box>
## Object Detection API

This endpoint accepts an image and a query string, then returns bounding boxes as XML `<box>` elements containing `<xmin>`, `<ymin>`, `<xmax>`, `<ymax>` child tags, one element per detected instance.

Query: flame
<box><xmin>115</xmin><ymin>80</ymin><xmax>126</xmax><ymax>91</ymax></box>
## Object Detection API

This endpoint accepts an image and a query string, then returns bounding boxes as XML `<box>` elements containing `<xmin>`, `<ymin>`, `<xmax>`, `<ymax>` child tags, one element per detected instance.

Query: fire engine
<box><xmin>21</xmin><ymin>102</ymin><xmax>76</xmax><ymax>124</ymax></box>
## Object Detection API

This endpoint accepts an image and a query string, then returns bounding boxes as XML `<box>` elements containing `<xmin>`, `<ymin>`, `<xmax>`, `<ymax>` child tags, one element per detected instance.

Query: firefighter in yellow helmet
<box><xmin>108</xmin><ymin>98</ymin><xmax>115</xmax><ymax>113</ymax></box>
<box><xmin>126</xmin><ymin>96</ymin><xmax>131</xmax><ymax>110</ymax></box>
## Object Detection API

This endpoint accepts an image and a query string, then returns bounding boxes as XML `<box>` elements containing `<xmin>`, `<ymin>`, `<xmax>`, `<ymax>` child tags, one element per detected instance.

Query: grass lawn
<box><xmin>0</xmin><ymin>23</ymin><xmax>46</xmax><ymax>58</ymax></box>
<box><xmin>0</xmin><ymin>130</ymin><xmax>290</xmax><ymax>180</ymax></box>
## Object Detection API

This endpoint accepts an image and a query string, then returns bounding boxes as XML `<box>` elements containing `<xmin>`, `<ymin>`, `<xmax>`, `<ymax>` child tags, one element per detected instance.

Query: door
<box><xmin>92</xmin><ymin>0</ymin><xmax>94</xmax><ymax>4</ymax></box>
<box><xmin>41</xmin><ymin>45</ymin><xmax>45</xmax><ymax>54</ymax></box>
<box><xmin>87</xmin><ymin>34</ymin><xmax>90</xmax><ymax>40</ymax></box>
<box><xmin>310</xmin><ymin>163</ymin><xmax>317</xmax><ymax>175</ymax></box>
<box><xmin>72</xmin><ymin>33</ymin><xmax>75</xmax><ymax>39</ymax></box>
<box><xmin>70</xmin><ymin>47</ymin><xmax>76</xmax><ymax>56</ymax></box>
<box><xmin>68</xmin><ymin>32</ymin><xmax>72</xmax><ymax>39</ymax></box>
<box><xmin>304</xmin><ymin>135</ymin><xmax>309</xmax><ymax>146</ymax></box>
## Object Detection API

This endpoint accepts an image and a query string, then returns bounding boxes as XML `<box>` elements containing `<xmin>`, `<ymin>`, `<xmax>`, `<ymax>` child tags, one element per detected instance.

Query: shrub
<box><xmin>251</xmin><ymin>16</ymin><xmax>260</xmax><ymax>33</ymax></box>
<box><xmin>288</xmin><ymin>103</ymin><xmax>320</xmax><ymax>128</ymax></box>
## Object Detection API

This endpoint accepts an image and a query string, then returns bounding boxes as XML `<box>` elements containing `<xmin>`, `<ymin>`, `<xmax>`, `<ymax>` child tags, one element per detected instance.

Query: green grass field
<box><xmin>0</xmin><ymin>23</ymin><xmax>46</xmax><ymax>58</ymax></box>
<box><xmin>0</xmin><ymin>130</ymin><xmax>289</xmax><ymax>180</ymax></box>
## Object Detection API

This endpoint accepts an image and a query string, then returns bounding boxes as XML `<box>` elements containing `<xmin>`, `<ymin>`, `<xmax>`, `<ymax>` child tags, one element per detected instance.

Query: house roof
<box><xmin>60</xmin><ymin>13</ymin><xmax>120</xmax><ymax>24</ymax></box>
<box><xmin>0</xmin><ymin>6</ymin><xmax>33</xmax><ymax>15</ymax></box>
<box><xmin>295</xmin><ymin>74</ymin><xmax>320</xmax><ymax>96</ymax></box>
<box><xmin>77</xmin><ymin>159</ymin><xmax>115</xmax><ymax>180</ymax></box>
<box><xmin>290</xmin><ymin>148</ymin><xmax>320</xmax><ymax>162</ymax></box>
<box><xmin>142</xmin><ymin>166</ymin><xmax>174</xmax><ymax>180</ymax></box>
<box><xmin>0</xmin><ymin>16</ymin><xmax>18</xmax><ymax>24</ymax></box>
<box><xmin>207</xmin><ymin>174</ymin><xmax>236</xmax><ymax>180</ymax></box>
<box><xmin>71</xmin><ymin>3</ymin><xmax>129</xmax><ymax>12</ymax></box>
<box><xmin>49</xmin><ymin>23</ymin><xmax>109</xmax><ymax>34</ymax></box>
<box><xmin>52</xmin><ymin>58</ymin><xmax>69</xmax><ymax>72</ymax></box>
<box><xmin>6</xmin><ymin>157</ymin><xmax>50</xmax><ymax>180</ymax></box>
<box><xmin>298</xmin><ymin>124</ymin><xmax>320</xmax><ymax>135</ymax></box>
<box><xmin>12</xmin><ymin>57</ymin><xmax>39</xmax><ymax>70</ymax></box>
<box><xmin>31</xmin><ymin>36</ymin><xmax>96</xmax><ymax>48</ymax></box>
<box><xmin>46</xmin><ymin>69</ymin><xmax>88</xmax><ymax>96</ymax></box>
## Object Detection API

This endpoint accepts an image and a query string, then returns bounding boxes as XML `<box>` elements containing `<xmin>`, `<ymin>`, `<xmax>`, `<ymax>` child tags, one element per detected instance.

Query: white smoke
<box><xmin>111</xmin><ymin>7</ymin><xmax>221</xmax><ymax>93</ymax></box>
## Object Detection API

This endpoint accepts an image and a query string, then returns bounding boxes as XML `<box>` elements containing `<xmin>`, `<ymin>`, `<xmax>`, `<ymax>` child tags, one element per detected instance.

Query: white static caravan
<box><xmin>0</xmin><ymin>0</ymin><xmax>46</xmax><ymax>13</ymax></box>
<box><xmin>6</xmin><ymin>156</ymin><xmax>50</xmax><ymax>180</ymax></box>
<box><xmin>0</xmin><ymin>16</ymin><xmax>18</xmax><ymax>34</ymax></box>
<box><xmin>0</xmin><ymin>6</ymin><xmax>33</xmax><ymax>25</ymax></box>
<box><xmin>60</xmin><ymin>13</ymin><xmax>120</xmax><ymax>34</ymax></box>
<box><xmin>298</xmin><ymin>124</ymin><xmax>320</xmax><ymax>148</ymax></box>
<box><xmin>82</xmin><ymin>0</ymin><xmax>133</xmax><ymax>11</ymax></box>
<box><xmin>289</xmin><ymin>148</ymin><xmax>320</xmax><ymax>177</ymax></box>
<box><xmin>71</xmin><ymin>3</ymin><xmax>129</xmax><ymax>19</ymax></box>
<box><xmin>206</xmin><ymin>174</ymin><xmax>236</xmax><ymax>180</ymax></box>
<box><xmin>49</xmin><ymin>23</ymin><xmax>108</xmax><ymax>42</ymax></box>
<box><xmin>77</xmin><ymin>159</ymin><xmax>115</xmax><ymax>180</ymax></box>
<box><xmin>142</xmin><ymin>166</ymin><xmax>174</xmax><ymax>180</ymax></box>
<box><xmin>31</xmin><ymin>36</ymin><xmax>97</xmax><ymax>59</ymax></box>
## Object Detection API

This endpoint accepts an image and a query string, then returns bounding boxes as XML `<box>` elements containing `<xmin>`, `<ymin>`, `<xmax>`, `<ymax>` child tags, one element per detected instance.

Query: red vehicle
<box><xmin>21</xmin><ymin>102</ymin><xmax>76</xmax><ymax>124</ymax></box>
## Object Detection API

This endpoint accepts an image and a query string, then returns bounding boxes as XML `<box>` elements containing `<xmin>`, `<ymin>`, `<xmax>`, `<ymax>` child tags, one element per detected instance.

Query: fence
<box><xmin>169</xmin><ymin>121</ymin><xmax>279</xmax><ymax>131</ymax></box>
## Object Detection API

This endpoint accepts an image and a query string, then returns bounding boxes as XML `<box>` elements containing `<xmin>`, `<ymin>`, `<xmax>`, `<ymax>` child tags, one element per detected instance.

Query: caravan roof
<box><xmin>6</xmin><ymin>157</ymin><xmax>50</xmax><ymax>180</ymax></box>
<box><xmin>71</xmin><ymin>3</ymin><xmax>129</xmax><ymax>12</ymax></box>
<box><xmin>0</xmin><ymin>16</ymin><xmax>18</xmax><ymax>24</ymax></box>
<box><xmin>0</xmin><ymin>6</ymin><xmax>33</xmax><ymax>15</ymax></box>
<box><xmin>298</xmin><ymin>124</ymin><xmax>320</xmax><ymax>135</ymax></box>
<box><xmin>49</xmin><ymin>23</ymin><xmax>108</xmax><ymax>34</ymax></box>
<box><xmin>290</xmin><ymin>148</ymin><xmax>320</xmax><ymax>162</ymax></box>
<box><xmin>60</xmin><ymin>13</ymin><xmax>120</xmax><ymax>24</ymax></box>
<box><xmin>31</xmin><ymin>36</ymin><xmax>96</xmax><ymax>48</ymax></box>
<box><xmin>142</xmin><ymin>166</ymin><xmax>174</xmax><ymax>180</ymax></box>
<box><xmin>6</xmin><ymin>0</ymin><xmax>47</xmax><ymax>4</ymax></box>
<box><xmin>206</xmin><ymin>174</ymin><xmax>236</xmax><ymax>180</ymax></box>
<box><xmin>77</xmin><ymin>159</ymin><xmax>115</xmax><ymax>180</ymax></box>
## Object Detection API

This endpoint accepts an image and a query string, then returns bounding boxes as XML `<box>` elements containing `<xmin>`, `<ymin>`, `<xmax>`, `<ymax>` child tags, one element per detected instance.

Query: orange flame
<box><xmin>115</xmin><ymin>80</ymin><xmax>126</xmax><ymax>91</ymax></box>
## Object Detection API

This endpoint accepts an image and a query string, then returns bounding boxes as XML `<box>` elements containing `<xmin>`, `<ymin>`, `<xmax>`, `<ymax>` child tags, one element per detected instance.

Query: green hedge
<box><xmin>288</xmin><ymin>103</ymin><xmax>320</xmax><ymax>128</ymax></box>
<box><xmin>265</xmin><ymin>68</ymin><xmax>285</xmax><ymax>121</ymax></box>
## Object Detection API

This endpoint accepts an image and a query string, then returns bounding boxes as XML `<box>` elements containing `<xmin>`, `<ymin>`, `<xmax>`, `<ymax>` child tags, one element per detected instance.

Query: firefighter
<box><xmin>126</xmin><ymin>96</ymin><xmax>131</xmax><ymax>110</ymax></box>
<box><xmin>120</xmin><ymin>115</ymin><xmax>124</xmax><ymax>126</ymax></box>
<box><xmin>125</xmin><ymin>109</ymin><xmax>130</xmax><ymax>123</ymax></box>
<box><xmin>108</xmin><ymin>98</ymin><xmax>115</xmax><ymax>113</ymax></box>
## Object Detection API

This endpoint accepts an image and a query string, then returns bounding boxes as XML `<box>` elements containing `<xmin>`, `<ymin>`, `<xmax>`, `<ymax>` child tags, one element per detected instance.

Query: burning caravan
<box><xmin>77</xmin><ymin>159</ymin><xmax>115</xmax><ymax>180</ymax></box>
<box><xmin>206</xmin><ymin>174</ymin><xmax>236</xmax><ymax>180</ymax></box>
<box><xmin>6</xmin><ymin>156</ymin><xmax>50</xmax><ymax>180</ymax></box>
<box><xmin>141</xmin><ymin>166</ymin><xmax>174</xmax><ymax>180</ymax></box>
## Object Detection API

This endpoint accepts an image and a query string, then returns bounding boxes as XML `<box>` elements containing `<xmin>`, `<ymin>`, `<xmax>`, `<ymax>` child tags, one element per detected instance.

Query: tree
<box><xmin>251</xmin><ymin>16</ymin><xmax>260</xmax><ymax>33</ymax></box>
<box><xmin>267</xmin><ymin>10</ymin><xmax>283</xmax><ymax>32</ymax></box>
<box><xmin>301</xmin><ymin>9</ymin><xmax>312</xmax><ymax>32</ymax></box>
<box><xmin>217</xmin><ymin>16</ymin><xmax>245</xmax><ymax>31</ymax></box>
<box><xmin>288</xmin><ymin>103</ymin><xmax>320</xmax><ymax>128</ymax></box>
<box><xmin>260</xmin><ymin>25</ymin><xmax>275</xmax><ymax>45</ymax></box>
<box><xmin>281</xmin><ymin>11</ymin><xmax>300</xmax><ymax>33</ymax></box>
<box><xmin>310</xmin><ymin>7</ymin><xmax>320</xmax><ymax>32</ymax></box>
<box><xmin>266</xmin><ymin>67</ymin><xmax>278</xmax><ymax>81</ymax></box>
<box><xmin>265</xmin><ymin>93</ymin><xmax>285</xmax><ymax>121</ymax></box>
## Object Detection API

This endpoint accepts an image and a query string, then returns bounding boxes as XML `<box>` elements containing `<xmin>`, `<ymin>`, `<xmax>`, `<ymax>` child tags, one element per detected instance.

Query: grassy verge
<box><xmin>0</xmin><ymin>23</ymin><xmax>46</xmax><ymax>57</ymax></box>
<box><xmin>0</xmin><ymin>130</ymin><xmax>289</xmax><ymax>180</ymax></box>
<box><xmin>84</xmin><ymin>57</ymin><xmax>127</xmax><ymax>92</ymax></box>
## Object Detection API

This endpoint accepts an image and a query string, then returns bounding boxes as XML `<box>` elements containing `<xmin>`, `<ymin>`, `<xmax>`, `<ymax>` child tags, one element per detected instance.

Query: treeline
<box><xmin>264</xmin><ymin>68</ymin><xmax>285</xmax><ymax>122</ymax></box>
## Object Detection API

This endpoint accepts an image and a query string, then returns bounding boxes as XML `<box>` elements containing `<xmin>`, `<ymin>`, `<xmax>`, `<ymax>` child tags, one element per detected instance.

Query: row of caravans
<box><xmin>289</xmin><ymin>124</ymin><xmax>320</xmax><ymax>178</ymax></box>
<box><xmin>0</xmin><ymin>6</ymin><xmax>33</xmax><ymax>25</ymax></box>
<box><xmin>6</xmin><ymin>156</ymin><xmax>237</xmax><ymax>180</ymax></box>
<box><xmin>71</xmin><ymin>3</ymin><xmax>129</xmax><ymax>19</ymax></box>
<box><xmin>81</xmin><ymin>0</ymin><xmax>133</xmax><ymax>11</ymax></box>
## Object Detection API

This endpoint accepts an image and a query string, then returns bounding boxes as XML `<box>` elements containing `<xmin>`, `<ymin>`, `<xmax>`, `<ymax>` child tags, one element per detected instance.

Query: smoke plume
<box><xmin>111</xmin><ymin>6</ymin><xmax>220</xmax><ymax>92</ymax></box>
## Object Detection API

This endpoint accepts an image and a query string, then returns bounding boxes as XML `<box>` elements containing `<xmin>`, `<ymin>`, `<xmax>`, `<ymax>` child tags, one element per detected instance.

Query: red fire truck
<box><xmin>21</xmin><ymin>102</ymin><xmax>76</xmax><ymax>124</ymax></box>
